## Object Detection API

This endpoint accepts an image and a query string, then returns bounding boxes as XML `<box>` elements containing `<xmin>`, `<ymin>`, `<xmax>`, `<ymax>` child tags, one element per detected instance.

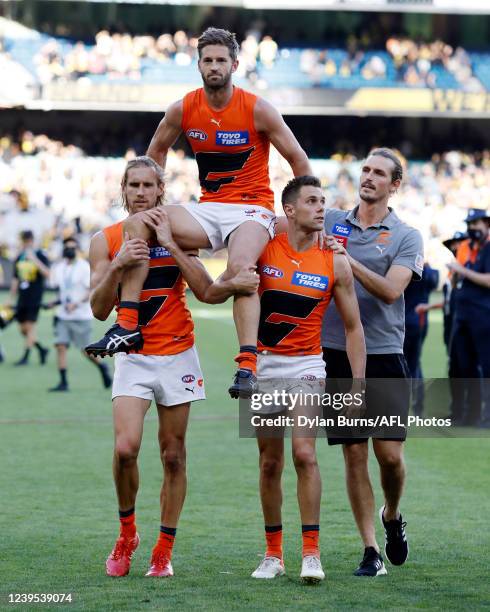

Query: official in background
<box><xmin>448</xmin><ymin>209</ymin><xmax>490</xmax><ymax>428</ymax></box>
<box><xmin>46</xmin><ymin>236</ymin><xmax>112</xmax><ymax>392</ymax></box>
<box><xmin>323</xmin><ymin>148</ymin><xmax>424</xmax><ymax>577</ymax></box>
<box><xmin>8</xmin><ymin>230</ymin><xmax>50</xmax><ymax>366</ymax></box>
<box><xmin>415</xmin><ymin>232</ymin><xmax>478</xmax><ymax>423</ymax></box>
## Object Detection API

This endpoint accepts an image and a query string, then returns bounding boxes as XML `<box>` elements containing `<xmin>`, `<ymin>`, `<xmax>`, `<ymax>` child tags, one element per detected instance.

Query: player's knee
<box><xmin>378</xmin><ymin>451</ymin><xmax>403</xmax><ymax>470</ymax></box>
<box><xmin>161</xmin><ymin>444</ymin><xmax>186</xmax><ymax>475</ymax></box>
<box><xmin>123</xmin><ymin>212</ymin><xmax>151</xmax><ymax>240</ymax></box>
<box><xmin>226</xmin><ymin>255</ymin><xmax>254</xmax><ymax>277</ymax></box>
<box><xmin>114</xmin><ymin>438</ymin><xmax>140</xmax><ymax>464</ymax></box>
<box><xmin>259</xmin><ymin>455</ymin><xmax>283</xmax><ymax>480</ymax></box>
<box><xmin>343</xmin><ymin>443</ymin><xmax>368</xmax><ymax>469</ymax></box>
<box><xmin>292</xmin><ymin>446</ymin><xmax>317</xmax><ymax>471</ymax></box>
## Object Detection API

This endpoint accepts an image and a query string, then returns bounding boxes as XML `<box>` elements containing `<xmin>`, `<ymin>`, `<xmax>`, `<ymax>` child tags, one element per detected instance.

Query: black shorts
<box><xmin>323</xmin><ymin>348</ymin><xmax>410</xmax><ymax>446</ymax></box>
<box><xmin>16</xmin><ymin>305</ymin><xmax>41</xmax><ymax>323</ymax></box>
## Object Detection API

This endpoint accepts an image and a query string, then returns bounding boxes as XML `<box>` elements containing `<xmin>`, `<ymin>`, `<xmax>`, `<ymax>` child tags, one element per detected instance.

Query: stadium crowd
<box><xmin>1</xmin><ymin>19</ymin><xmax>486</xmax><ymax>92</ymax></box>
<box><xmin>0</xmin><ymin>131</ymin><xmax>489</xmax><ymax>275</ymax></box>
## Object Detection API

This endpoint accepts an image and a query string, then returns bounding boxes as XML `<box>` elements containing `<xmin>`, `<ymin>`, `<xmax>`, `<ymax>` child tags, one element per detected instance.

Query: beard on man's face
<box><xmin>203</xmin><ymin>70</ymin><xmax>232</xmax><ymax>90</ymax></box>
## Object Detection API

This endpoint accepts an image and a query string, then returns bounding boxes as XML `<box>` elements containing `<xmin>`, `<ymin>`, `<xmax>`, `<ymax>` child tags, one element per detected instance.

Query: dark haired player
<box><xmin>251</xmin><ymin>176</ymin><xmax>365</xmax><ymax>582</ymax></box>
<box><xmin>88</xmin><ymin>28</ymin><xmax>312</xmax><ymax>399</ymax></box>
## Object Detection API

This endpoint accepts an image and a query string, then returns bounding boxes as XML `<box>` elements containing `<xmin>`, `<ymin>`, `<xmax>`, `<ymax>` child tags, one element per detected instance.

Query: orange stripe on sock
<box><xmin>302</xmin><ymin>530</ymin><xmax>319</xmax><ymax>557</ymax></box>
<box><xmin>117</xmin><ymin>308</ymin><xmax>139</xmax><ymax>330</ymax></box>
<box><xmin>120</xmin><ymin>513</ymin><xmax>136</xmax><ymax>538</ymax></box>
<box><xmin>265</xmin><ymin>530</ymin><xmax>283</xmax><ymax>560</ymax></box>
<box><xmin>235</xmin><ymin>352</ymin><xmax>257</xmax><ymax>374</ymax></box>
<box><xmin>155</xmin><ymin>532</ymin><xmax>175</xmax><ymax>559</ymax></box>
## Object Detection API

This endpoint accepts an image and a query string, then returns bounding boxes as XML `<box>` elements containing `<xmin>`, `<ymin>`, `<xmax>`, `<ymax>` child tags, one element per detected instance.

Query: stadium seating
<box><xmin>3</xmin><ymin>28</ymin><xmax>488</xmax><ymax>92</ymax></box>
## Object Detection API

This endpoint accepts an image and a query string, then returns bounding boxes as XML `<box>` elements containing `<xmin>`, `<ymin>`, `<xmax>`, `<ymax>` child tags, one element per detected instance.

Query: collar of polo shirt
<box><xmin>347</xmin><ymin>206</ymin><xmax>398</xmax><ymax>230</ymax></box>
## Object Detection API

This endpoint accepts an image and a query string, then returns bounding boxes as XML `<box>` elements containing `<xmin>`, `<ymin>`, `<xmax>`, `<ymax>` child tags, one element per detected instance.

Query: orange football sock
<box><xmin>117</xmin><ymin>302</ymin><xmax>139</xmax><ymax>331</ymax></box>
<box><xmin>155</xmin><ymin>526</ymin><xmax>176</xmax><ymax>559</ymax></box>
<box><xmin>119</xmin><ymin>508</ymin><xmax>136</xmax><ymax>538</ymax></box>
<box><xmin>235</xmin><ymin>346</ymin><xmax>258</xmax><ymax>374</ymax></box>
<box><xmin>302</xmin><ymin>525</ymin><xmax>320</xmax><ymax>557</ymax></box>
<box><xmin>265</xmin><ymin>525</ymin><xmax>283</xmax><ymax>559</ymax></box>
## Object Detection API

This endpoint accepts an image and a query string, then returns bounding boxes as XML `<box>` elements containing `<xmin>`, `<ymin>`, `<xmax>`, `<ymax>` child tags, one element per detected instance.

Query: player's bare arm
<box><xmin>146</xmin><ymin>100</ymin><xmax>184</xmax><ymax>170</ymax></box>
<box><xmin>89</xmin><ymin>231</ymin><xmax>149</xmax><ymax>320</ymax></box>
<box><xmin>332</xmin><ymin>253</ymin><xmax>366</xmax><ymax>379</ymax></box>
<box><xmin>142</xmin><ymin>207</ymin><xmax>259</xmax><ymax>304</ymax></box>
<box><xmin>327</xmin><ymin>236</ymin><xmax>412</xmax><ymax>304</ymax></box>
<box><xmin>254</xmin><ymin>97</ymin><xmax>312</xmax><ymax>177</ymax></box>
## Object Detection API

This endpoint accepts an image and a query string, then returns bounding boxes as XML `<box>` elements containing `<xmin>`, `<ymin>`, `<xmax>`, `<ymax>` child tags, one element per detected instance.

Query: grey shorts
<box><xmin>54</xmin><ymin>318</ymin><xmax>92</xmax><ymax>349</ymax></box>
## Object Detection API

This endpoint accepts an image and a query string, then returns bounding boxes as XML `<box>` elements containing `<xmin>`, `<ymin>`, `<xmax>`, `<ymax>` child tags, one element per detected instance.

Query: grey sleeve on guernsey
<box><xmin>392</xmin><ymin>227</ymin><xmax>424</xmax><ymax>280</ymax></box>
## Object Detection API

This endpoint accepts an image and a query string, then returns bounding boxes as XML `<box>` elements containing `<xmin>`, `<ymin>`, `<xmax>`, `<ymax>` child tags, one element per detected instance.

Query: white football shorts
<box><xmin>255</xmin><ymin>352</ymin><xmax>326</xmax><ymax>415</ymax></box>
<box><xmin>182</xmin><ymin>202</ymin><xmax>275</xmax><ymax>252</ymax></box>
<box><xmin>112</xmin><ymin>345</ymin><xmax>205</xmax><ymax>406</ymax></box>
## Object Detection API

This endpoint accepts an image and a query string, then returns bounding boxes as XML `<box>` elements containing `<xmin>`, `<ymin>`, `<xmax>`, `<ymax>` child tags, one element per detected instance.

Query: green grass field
<box><xmin>1</xmin><ymin>298</ymin><xmax>489</xmax><ymax>611</ymax></box>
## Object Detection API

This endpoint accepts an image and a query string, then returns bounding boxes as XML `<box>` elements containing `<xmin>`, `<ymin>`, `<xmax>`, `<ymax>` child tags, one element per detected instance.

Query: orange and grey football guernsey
<box><xmin>257</xmin><ymin>233</ymin><xmax>335</xmax><ymax>355</ymax></box>
<box><xmin>181</xmin><ymin>86</ymin><xmax>274</xmax><ymax>210</ymax></box>
<box><xmin>104</xmin><ymin>221</ymin><xmax>194</xmax><ymax>356</ymax></box>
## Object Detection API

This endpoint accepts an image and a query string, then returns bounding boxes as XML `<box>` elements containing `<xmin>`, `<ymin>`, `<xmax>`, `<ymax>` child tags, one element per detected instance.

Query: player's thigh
<box><xmin>112</xmin><ymin>396</ymin><xmax>152</xmax><ymax>451</ymax></box>
<box><xmin>227</xmin><ymin>220</ymin><xmax>270</xmax><ymax>269</ymax></box>
<box><xmin>156</xmin><ymin>401</ymin><xmax>190</xmax><ymax>447</ymax></box>
<box><xmin>165</xmin><ymin>205</ymin><xmax>212</xmax><ymax>249</ymax></box>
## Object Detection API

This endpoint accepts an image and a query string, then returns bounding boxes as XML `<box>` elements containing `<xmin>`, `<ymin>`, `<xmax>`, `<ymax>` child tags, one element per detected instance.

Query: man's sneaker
<box><xmin>300</xmin><ymin>555</ymin><xmax>325</xmax><ymax>583</ymax></box>
<box><xmin>105</xmin><ymin>532</ymin><xmax>140</xmax><ymax>577</ymax></box>
<box><xmin>354</xmin><ymin>547</ymin><xmax>387</xmax><ymax>577</ymax></box>
<box><xmin>145</xmin><ymin>550</ymin><xmax>174</xmax><ymax>577</ymax></box>
<box><xmin>251</xmin><ymin>556</ymin><xmax>285</xmax><ymax>579</ymax></box>
<box><xmin>228</xmin><ymin>368</ymin><xmax>258</xmax><ymax>399</ymax></box>
<box><xmin>38</xmin><ymin>346</ymin><xmax>49</xmax><ymax>365</ymax></box>
<box><xmin>379</xmin><ymin>506</ymin><xmax>409</xmax><ymax>566</ymax></box>
<box><xmin>49</xmin><ymin>382</ymin><xmax>69</xmax><ymax>392</ymax></box>
<box><xmin>85</xmin><ymin>324</ymin><xmax>143</xmax><ymax>357</ymax></box>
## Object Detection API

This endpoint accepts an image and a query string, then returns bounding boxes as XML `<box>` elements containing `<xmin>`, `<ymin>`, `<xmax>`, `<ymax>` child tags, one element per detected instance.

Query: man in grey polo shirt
<box><xmin>323</xmin><ymin>148</ymin><xmax>424</xmax><ymax>577</ymax></box>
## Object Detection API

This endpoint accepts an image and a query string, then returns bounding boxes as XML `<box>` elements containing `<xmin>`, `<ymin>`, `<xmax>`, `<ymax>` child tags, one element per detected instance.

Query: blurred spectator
<box><xmin>7</xmin><ymin>229</ymin><xmax>50</xmax><ymax>366</ymax></box>
<box><xmin>46</xmin><ymin>235</ymin><xmax>112</xmax><ymax>392</ymax></box>
<box><xmin>0</xmin><ymin>129</ymin><xmax>489</xmax><ymax>284</ymax></box>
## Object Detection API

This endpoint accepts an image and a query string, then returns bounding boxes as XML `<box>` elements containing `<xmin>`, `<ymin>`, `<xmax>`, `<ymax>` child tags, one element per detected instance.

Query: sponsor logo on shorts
<box><xmin>292</xmin><ymin>271</ymin><xmax>329</xmax><ymax>291</ymax></box>
<box><xmin>197</xmin><ymin>378</ymin><xmax>204</xmax><ymax>387</ymax></box>
<box><xmin>301</xmin><ymin>374</ymin><xmax>317</xmax><ymax>381</ymax></box>
<box><xmin>187</xmin><ymin>128</ymin><xmax>208</xmax><ymax>141</ymax></box>
<box><xmin>150</xmin><ymin>246</ymin><xmax>171</xmax><ymax>259</ymax></box>
<box><xmin>244</xmin><ymin>209</ymin><xmax>258</xmax><ymax>216</ymax></box>
<box><xmin>261</xmin><ymin>214</ymin><xmax>269</xmax><ymax>219</ymax></box>
<box><xmin>182</xmin><ymin>374</ymin><xmax>195</xmax><ymax>383</ymax></box>
<box><xmin>262</xmin><ymin>265</ymin><xmax>284</xmax><ymax>279</ymax></box>
<box><xmin>332</xmin><ymin>223</ymin><xmax>351</xmax><ymax>247</ymax></box>
<box><xmin>216</xmin><ymin>131</ymin><xmax>249</xmax><ymax>146</ymax></box>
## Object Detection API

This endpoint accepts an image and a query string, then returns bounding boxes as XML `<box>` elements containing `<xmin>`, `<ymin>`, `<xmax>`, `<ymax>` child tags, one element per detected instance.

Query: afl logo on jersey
<box><xmin>262</xmin><ymin>265</ymin><xmax>284</xmax><ymax>279</ymax></box>
<box><xmin>186</xmin><ymin>129</ymin><xmax>208</xmax><ymax>141</ymax></box>
<box><xmin>182</xmin><ymin>374</ymin><xmax>196</xmax><ymax>383</ymax></box>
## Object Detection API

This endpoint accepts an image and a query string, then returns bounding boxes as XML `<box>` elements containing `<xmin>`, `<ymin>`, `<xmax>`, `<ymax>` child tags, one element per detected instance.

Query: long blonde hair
<box><xmin>121</xmin><ymin>156</ymin><xmax>165</xmax><ymax>212</ymax></box>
